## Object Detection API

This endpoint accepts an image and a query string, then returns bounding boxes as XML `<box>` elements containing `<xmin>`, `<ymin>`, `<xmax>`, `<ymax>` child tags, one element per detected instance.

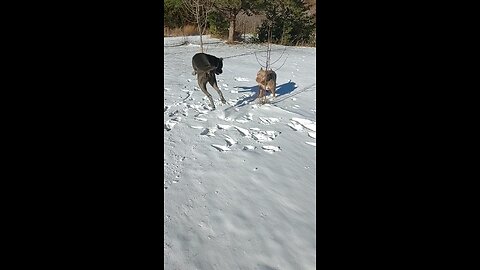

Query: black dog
<box><xmin>192</xmin><ymin>53</ymin><xmax>226</xmax><ymax>110</ymax></box>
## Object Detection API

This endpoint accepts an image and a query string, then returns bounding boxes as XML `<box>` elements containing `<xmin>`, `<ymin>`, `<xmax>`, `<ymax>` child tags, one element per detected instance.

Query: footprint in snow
<box><xmin>200</xmin><ymin>128</ymin><xmax>217</xmax><ymax>137</ymax></box>
<box><xmin>187</xmin><ymin>104</ymin><xmax>202</xmax><ymax>109</ymax></box>
<box><xmin>171</xmin><ymin>116</ymin><xmax>182</xmax><ymax>122</ymax></box>
<box><xmin>234</xmin><ymin>126</ymin><xmax>251</xmax><ymax>137</ymax></box>
<box><xmin>252</xmin><ymin>133</ymin><xmax>270</xmax><ymax>142</ymax></box>
<box><xmin>252</xmin><ymin>130</ymin><xmax>280</xmax><ymax>142</ymax></box>
<box><xmin>195</xmin><ymin>108</ymin><xmax>210</xmax><ymax>114</ymax></box>
<box><xmin>259</xmin><ymin>117</ymin><xmax>280</xmax><ymax>125</ymax></box>
<box><xmin>164</xmin><ymin>120</ymin><xmax>177</xmax><ymax>131</ymax></box>
<box><xmin>243</xmin><ymin>145</ymin><xmax>256</xmax><ymax>151</ymax></box>
<box><xmin>291</xmin><ymin>117</ymin><xmax>316</xmax><ymax>132</ymax></box>
<box><xmin>217</xmin><ymin>124</ymin><xmax>232</xmax><ymax>130</ymax></box>
<box><xmin>235</xmin><ymin>119</ymin><xmax>250</xmax><ymax>123</ymax></box>
<box><xmin>224</xmin><ymin>135</ymin><xmax>237</xmax><ymax>146</ymax></box>
<box><xmin>168</xmin><ymin>110</ymin><xmax>179</xmax><ymax>117</ymax></box>
<box><xmin>288</xmin><ymin>122</ymin><xmax>303</xmax><ymax>131</ymax></box>
<box><xmin>263</xmin><ymin>130</ymin><xmax>280</xmax><ymax>139</ymax></box>
<box><xmin>211</xmin><ymin>144</ymin><xmax>231</xmax><ymax>152</ymax></box>
<box><xmin>194</xmin><ymin>112</ymin><xmax>207</xmax><ymax>117</ymax></box>
<box><xmin>194</xmin><ymin>117</ymin><xmax>208</xmax><ymax>122</ymax></box>
<box><xmin>217</xmin><ymin>114</ymin><xmax>234</xmax><ymax>122</ymax></box>
<box><xmin>233</xmin><ymin>113</ymin><xmax>253</xmax><ymax>124</ymax></box>
<box><xmin>262</xmin><ymin>145</ymin><xmax>281</xmax><ymax>153</ymax></box>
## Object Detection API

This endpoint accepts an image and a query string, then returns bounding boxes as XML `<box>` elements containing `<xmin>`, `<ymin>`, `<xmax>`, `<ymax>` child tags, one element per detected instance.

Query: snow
<box><xmin>164</xmin><ymin>35</ymin><xmax>316</xmax><ymax>270</ymax></box>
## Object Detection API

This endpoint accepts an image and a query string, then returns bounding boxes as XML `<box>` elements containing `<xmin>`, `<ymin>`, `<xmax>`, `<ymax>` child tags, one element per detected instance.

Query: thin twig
<box><xmin>269</xmin><ymin>47</ymin><xmax>287</xmax><ymax>66</ymax></box>
<box><xmin>273</xmin><ymin>54</ymin><xmax>289</xmax><ymax>72</ymax></box>
<box><xmin>254</xmin><ymin>52</ymin><xmax>266</xmax><ymax>68</ymax></box>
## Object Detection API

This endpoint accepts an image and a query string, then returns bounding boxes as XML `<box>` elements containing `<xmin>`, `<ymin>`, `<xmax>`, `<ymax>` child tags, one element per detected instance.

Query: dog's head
<box><xmin>215</xmin><ymin>58</ymin><xmax>223</xmax><ymax>75</ymax></box>
<box><xmin>257</xmin><ymin>67</ymin><xmax>266</xmax><ymax>77</ymax></box>
<box><xmin>256</xmin><ymin>67</ymin><xmax>266</xmax><ymax>83</ymax></box>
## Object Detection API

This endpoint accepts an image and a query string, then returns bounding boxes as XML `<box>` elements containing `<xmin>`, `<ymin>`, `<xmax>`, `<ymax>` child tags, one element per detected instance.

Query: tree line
<box><xmin>164</xmin><ymin>0</ymin><xmax>316</xmax><ymax>46</ymax></box>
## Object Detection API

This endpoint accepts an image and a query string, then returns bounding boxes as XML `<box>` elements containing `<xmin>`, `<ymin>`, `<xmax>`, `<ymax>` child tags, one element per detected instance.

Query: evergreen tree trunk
<box><xmin>198</xmin><ymin>18</ymin><xmax>204</xmax><ymax>52</ymax></box>
<box><xmin>228</xmin><ymin>16</ymin><xmax>236</xmax><ymax>43</ymax></box>
<box><xmin>196</xmin><ymin>1</ymin><xmax>204</xmax><ymax>52</ymax></box>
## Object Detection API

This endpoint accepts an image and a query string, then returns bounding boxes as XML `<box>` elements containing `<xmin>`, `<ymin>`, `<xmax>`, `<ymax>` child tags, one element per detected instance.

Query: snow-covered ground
<box><xmin>164</xmin><ymin>35</ymin><xmax>316</xmax><ymax>270</ymax></box>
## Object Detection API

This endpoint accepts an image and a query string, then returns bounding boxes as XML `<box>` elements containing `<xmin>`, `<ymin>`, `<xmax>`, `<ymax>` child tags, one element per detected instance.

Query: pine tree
<box><xmin>257</xmin><ymin>0</ymin><xmax>315</xmax><ymax>46</ymax></box>
<box><xmin>164</xmin><ymin>0</ymin><xmax>192</xmax><ymax>29</ymax></box>
<box><xmin>212</xmin><ymin>0</ymin><xmax>259</xmax><ymax>43</ymax></box>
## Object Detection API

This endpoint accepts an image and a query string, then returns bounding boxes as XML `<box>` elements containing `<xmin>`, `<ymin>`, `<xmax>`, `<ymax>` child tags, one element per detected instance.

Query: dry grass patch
<box><xmin>164</xmin><ymin>25</ymin><xmax>199</xmax><ymax>37</ymax></box>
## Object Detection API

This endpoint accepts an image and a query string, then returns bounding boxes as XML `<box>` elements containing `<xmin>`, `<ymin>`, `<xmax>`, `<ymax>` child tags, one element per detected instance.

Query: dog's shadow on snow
<box><xmin>233</xmin><ymin>81</ymin><xmax>297</xmax><ymax>107</ymax></box>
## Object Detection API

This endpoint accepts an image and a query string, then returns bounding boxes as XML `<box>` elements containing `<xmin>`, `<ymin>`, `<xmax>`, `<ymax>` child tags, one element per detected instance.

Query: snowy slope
<box><xmin>164</xmin><ymin>35</ymin><xmax>316</xmax><ymax>270</ymax></box>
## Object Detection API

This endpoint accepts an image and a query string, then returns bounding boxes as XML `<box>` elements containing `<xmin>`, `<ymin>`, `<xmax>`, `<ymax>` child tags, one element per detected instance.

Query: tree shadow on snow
<box><xmin>275</xmin><ymin>81</ymin><xmax>297</xmax><ymax>96</ymax></box>
<box><xmin>233</xmin><ymin>81</ymin><xmax>297</xmax><ymax>107</ymax></box>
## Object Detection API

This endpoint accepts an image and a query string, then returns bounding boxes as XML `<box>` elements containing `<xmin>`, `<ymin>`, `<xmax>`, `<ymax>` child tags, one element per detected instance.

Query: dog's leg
<box><xmin>271</xmin><ymin>81</ymin><xmax>276</xmax><ymax>99</ymax></box>
<box><xmin>272</xmin><ymin>82</ymin><xmax>277</xmax><ymax>98</ymax></box>
<box><xmin>257</xmin><ymin>85</ymin><xmax>262</xmax><ymax>103</ymax></box>
<box><xmin>263</xmin><ymin>84</ymin><xmax>268</xmax><ymax>104</ymax></box>
<box><xmin>198</xmin><ymin>72</ymin><xmax>216</xmax><ymax>109</ymax></box>
<box><xmin>208</xmin><ymin>72</ymin><xmax>226</xmax><ymax>104</ymax></box>
<box><xmin>257</xmin><ymin>84</ymin><xmax>265</xmax><ymax>104</ymax></box>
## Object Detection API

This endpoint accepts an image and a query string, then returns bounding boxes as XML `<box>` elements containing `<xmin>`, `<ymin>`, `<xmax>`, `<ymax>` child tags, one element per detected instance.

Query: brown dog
<box><xmin>255</xmin><ymin>68</ymin><xmax>277</xmax><ymax>104</ymax></box>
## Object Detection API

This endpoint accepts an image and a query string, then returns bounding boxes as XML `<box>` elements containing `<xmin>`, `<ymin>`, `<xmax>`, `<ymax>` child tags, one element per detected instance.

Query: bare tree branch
<box><xmin>254</xmin><ymin>52</ymin><xmax>266</xmax><ymax>68</ymax></box>
<box><xmin>255</xmin><ymin>25</ymin><xmax>289</xmax><ymax>72</ymax></box>
<box><xmin>273</xmin><ymin>54</ymin><xmax>289</xmax><ymax>72</ymax></box>
<box><xmin>269</xmin><ymin>47</ymin><xmax>287</xmax><ymax>66</ymax></box>
<box><xmin>182</xmin><ymin>0</ymin><xmax>213</xmax><ymax>52</ymax></box>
